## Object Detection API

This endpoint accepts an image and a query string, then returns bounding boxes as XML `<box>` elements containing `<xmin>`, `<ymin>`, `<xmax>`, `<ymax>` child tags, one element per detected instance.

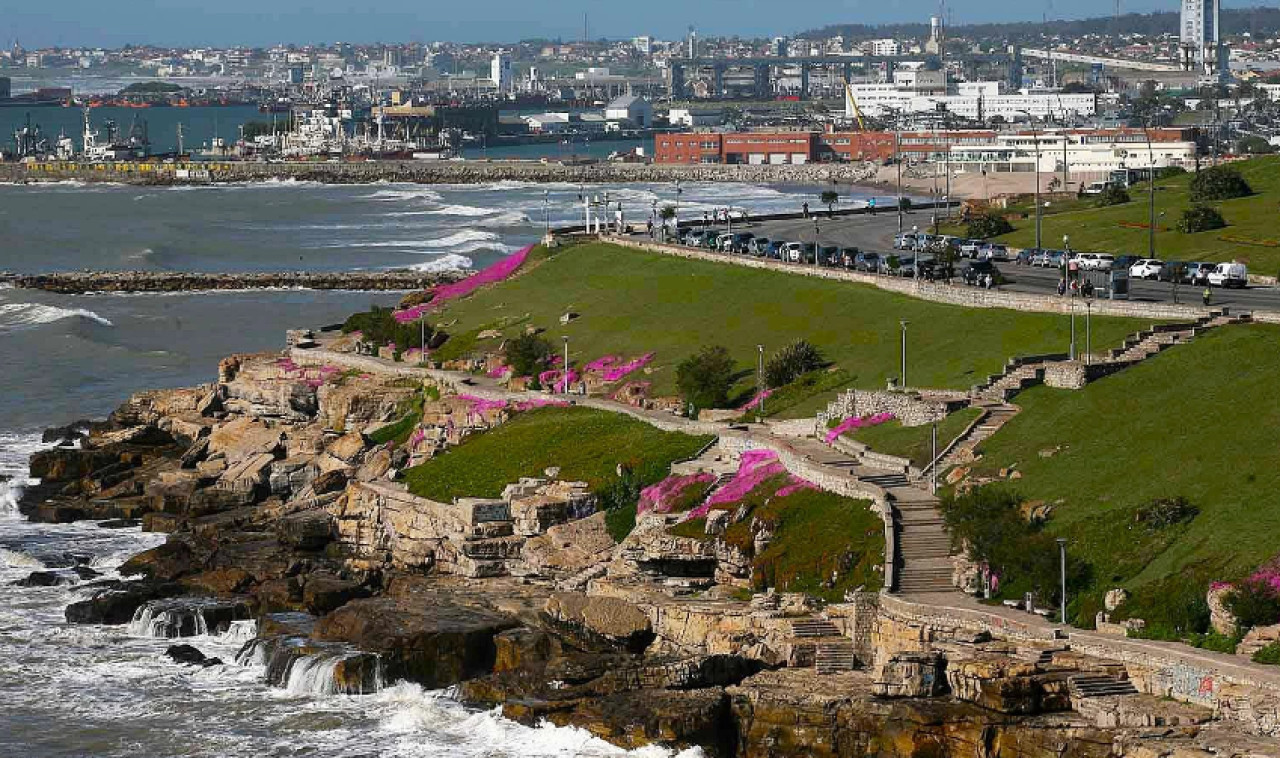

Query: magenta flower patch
<box><xmin>824</xmin><ymin>413</ymin><xmax>895</xmax><ymax>444</ymax></box>
<box><xmin>393</xmin><ymin>244</ymin><xmax>534</xmax><ymax>323</ymax></box>
<box><xmin>638</xmin><ymin>473</ymin><xmax>717</xmax><ymax>515</ymax></box>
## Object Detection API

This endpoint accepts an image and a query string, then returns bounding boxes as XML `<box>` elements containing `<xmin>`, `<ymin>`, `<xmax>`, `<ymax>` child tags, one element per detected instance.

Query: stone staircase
<box><xmin>788</xmin><ymin>618</ymin><xmax>841</xmax><ymax>638</ymax></box>
<box><xmin>815</xmin><ymin>641</ymin><xmax>858</xmax><ymax>675</ymax></box>
<box><xmin>917</xmin><ymin>403</ymin><xmax>1020</xmax><ymax>483</ymax></box>
<box><xmin>882</xmin><ymin>478</ymin><xmax>955</xmax><ymax>595</ymax></box>
<box><xmin>975</xmin><ymin>363</ymin><xmax>1046</xmax><ymax>403</ymax></box>
<box><xmin>1069</xmin><ymin>673</ymin><xmax>1139</xmax><ymax>699</ymax></box>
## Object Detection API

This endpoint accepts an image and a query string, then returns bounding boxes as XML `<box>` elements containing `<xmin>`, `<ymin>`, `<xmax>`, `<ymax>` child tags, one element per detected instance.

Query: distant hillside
<box><xmin>799</xmin><ymin>6</ymin><xmax>1280</xmax><ymax>42</ymax></box>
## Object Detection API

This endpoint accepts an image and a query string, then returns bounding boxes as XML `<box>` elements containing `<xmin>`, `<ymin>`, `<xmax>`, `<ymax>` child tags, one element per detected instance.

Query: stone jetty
<box><xmin>0</xmin><ymin>158</ymin><xmax>881</xmax><ymax>188</ymax></box>
<box><xmin>4</xmin><ymin>269</ymin><xmax>464</xmax><ymax>295</ymax></box>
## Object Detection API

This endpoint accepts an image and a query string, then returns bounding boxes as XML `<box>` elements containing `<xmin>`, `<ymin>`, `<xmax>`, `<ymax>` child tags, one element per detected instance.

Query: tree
<box><xmin>966</xmin><ymin>212</ymin><xmax>1014</xmax><ymax>239</ymax></box>
<box><xmin>676</xmin><ymin>345</ymin><xmax>736</xmax><ymax>413</ymax></box>
<box><xmin>1096</xmin><ymin>184</ymin><xmax>1132</xmax><ymax>207</ymax></box>
<box><xmin>898</xmin><ymin>197</ymin><xmax>913</xmax><ymax>212</ymax></box>
<box><xmin>820</xmin><ymin>190</ymin><xmax>839</xmax><ymax>218</ymax></box>
<box><xmin>505</xmin><ymin>333</ymin><xmax>552</xmax><ymax>377</ymax></box>
<box><xmin>764</xmin><ymin>340</ymin><xmax>825</xmax><ymax>388</ymax></box>
<box><xmin>1190</xmin><ymin>165</ymin><xmax>1253</xmax><ymax>202</ymax></box>
<box><xmin>658</xmin><ymin>205</ymin><xmax>677</xmax><ymax>241</ymax></box>
<box><xmin>1178</xmin><ymin>205</ymin><xmax>1227</xmax><ymax>233</ymax></box>
<box><xmin>1237</xmin><ymin>135</ymin><xmax>1277</xmax><ymax>155</ymax></box>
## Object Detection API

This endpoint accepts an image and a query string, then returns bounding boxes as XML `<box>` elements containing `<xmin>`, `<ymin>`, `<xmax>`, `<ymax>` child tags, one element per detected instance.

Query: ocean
<box><xmin>0</xmin><ymin>178</ymin><xmax>886</xmax><ymax>756</ymax></box>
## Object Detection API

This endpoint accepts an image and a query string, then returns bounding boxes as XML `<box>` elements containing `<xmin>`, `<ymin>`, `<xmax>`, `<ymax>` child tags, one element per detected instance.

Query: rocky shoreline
<box><xmin>3</xmin><ymin>269</ymin><xmax>466</xmax><ymax>295</ymax></box>
<box><xmin>14</xmin><ymin>334</ymin><xmax>1280</xmax><ymax>757</ymax></box>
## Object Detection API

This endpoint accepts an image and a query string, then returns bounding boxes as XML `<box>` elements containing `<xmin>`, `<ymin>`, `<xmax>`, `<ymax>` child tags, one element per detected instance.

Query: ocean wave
<box><xmin>408</xmin><ymin>254</ymin><xmax>473</xmax><ymax>273</ymax></box>
<box><xmin>363</xmin><ymin>187</ymin><xmax>445</xmax><ymax>202</ymax></box>
<box><xmin>0</xmin><ymin>303</ymin><xmax>114</xmax><ymax>331</ymax></box>
<box><xmin>426</xmin><ymin>204</ymin><xmax>502</xmax><ymax>217</ymax></box>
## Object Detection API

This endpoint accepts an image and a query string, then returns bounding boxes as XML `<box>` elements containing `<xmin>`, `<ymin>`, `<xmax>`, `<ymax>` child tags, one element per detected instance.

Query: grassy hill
<box><xmin>996</xmin><ymin>156</ymin><xmax>1280</xmax><ymax>275</ymax></box>
<box><xmin>968</xmin><ymin>323</ymin><xmax>1280</xmax><ymax>632</ymax></box>
<box><xmin>428</xmin><ymin>241</ymin><xmax>1150</xmax><ymax>417</ymax></box>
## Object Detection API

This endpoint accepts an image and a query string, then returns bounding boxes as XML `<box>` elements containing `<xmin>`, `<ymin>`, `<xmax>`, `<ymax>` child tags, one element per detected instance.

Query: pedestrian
<box><xmin>1203</xmin><ymin>287</ymin><xmax>1212</xmax><ymax>306</ymax></box>
<box><xmin>646</xmin><ymin>218</ymin><xmax>653</xmax><ymax>238</ymax></box>
<box><xmin>1056</xmin><ymin>278</ymin><xmax>1066</xmax><ymax>296</ymax></box>
<box><xmin>802</xmin><ymin>201</ymin><xmax>809</xmax><ymax>219</ymax></box>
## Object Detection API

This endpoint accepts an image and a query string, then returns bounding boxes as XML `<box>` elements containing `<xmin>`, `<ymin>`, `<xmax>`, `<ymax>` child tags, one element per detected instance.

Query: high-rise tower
<box><xmin>1180</xmin><ymin>0</ymin><xmax>1221</xmax><ymax>75</ymax></box>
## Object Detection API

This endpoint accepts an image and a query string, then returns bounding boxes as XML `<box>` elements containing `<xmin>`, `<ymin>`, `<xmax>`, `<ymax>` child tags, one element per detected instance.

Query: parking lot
<box><xmin>637</xmin><ymin>211</ymin><xmax>1280</xmax><ymax>312</ymax></box>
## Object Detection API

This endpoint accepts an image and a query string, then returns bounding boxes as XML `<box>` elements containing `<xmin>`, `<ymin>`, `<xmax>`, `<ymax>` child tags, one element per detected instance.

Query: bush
<box><xmin>1189</xmin><ymin>165</ymin><xmax>1253</xmax><ymax>202</ymax></box>
<box><xmin>1187</xmin><ymin>631</ymin><xmax>1241</xmax><ymax>654</ymax></box>
<box><xmin>1224</xmin><ymin>579</ymin><xmax>1280</xmax><ymax>630</ymax></box>
<box><xmin>1178</xmin><ymin>205</ymin><xmax>1227</xmax><ymax>234</ymax></box>
<box><xmin>1134</xmin><ymin>496</ymin><xmax>1199</xmax><ymax>531</ymax></box>
<box><xmin>1096</xmin><ymin>184</ymin><xmax>1132</xmax><ymax>207</ymax></box>
<box><xmin>939</xmin><ymin>488</ymin><xmax>1088</xmax><ymax>606</ymax></box>
<box><xmin>966</xmin><ymin>212</ymin><xmax>1014</xmax><ymax>239</ymax></box>
<box><xmin>599</xmin><ymin>469</ymin><xmax>643</xmax><ymax>542</ymax></box>
<box><xmin>1253</xmin><ymin>642</ymin><xmax>1280</xmax><ymax>665</ymax></box>
<box><xmin>898</xmin><ymin>197</ymin><xmax>913</xmax><ymax>212</ymax></box>
<box><xmin>763</xmin><ymin>340</ymin><xmax>825</xmax><ymax>389</ymax></box>
<box><xmin>342</xmin><ymin>306</ymin><xmax>432</xmax><ymax>351</ymax></box>
<box><xmin>1156</xmin><ymin>166</ymin><xmax>1187</xmax><ymax>180</ymax></box>
<box><xmin>676</xmin><ymin>345</ymin><xmax>737</xmax><ymax>413</ymax></box>
<box><xmin>505</xmin><ymin>333</ymin><xmax>552</xmax><ymax>377</ymax></box>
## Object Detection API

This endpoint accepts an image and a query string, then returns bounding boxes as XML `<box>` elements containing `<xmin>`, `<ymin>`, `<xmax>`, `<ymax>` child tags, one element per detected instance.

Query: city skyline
<box><xmin>0</xmin><ymin>0</ymin><xmax>1254</xmax><ymax>49</ymax></box>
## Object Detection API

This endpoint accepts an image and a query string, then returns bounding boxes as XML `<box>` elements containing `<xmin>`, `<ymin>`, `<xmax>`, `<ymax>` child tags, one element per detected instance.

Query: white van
<box><xmin>1207</xmin><ymin>262</ymin><xmax>1248</xmax><ymax>288</ymax></box>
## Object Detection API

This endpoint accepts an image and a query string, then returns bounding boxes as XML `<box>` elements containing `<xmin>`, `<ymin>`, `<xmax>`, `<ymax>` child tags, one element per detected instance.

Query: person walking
<box><xmin>802</xmin><ymin>202</ymin><xmax>810</xmax><ymax>219</ymax></box>
<box><xmin>1203</xmin><ymin>287</ymin><xmax>1212</xmax><ymax>307</ymax></box>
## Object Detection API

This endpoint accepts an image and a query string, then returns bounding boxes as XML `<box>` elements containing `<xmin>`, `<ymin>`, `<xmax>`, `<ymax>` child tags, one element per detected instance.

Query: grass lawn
<box><xmin>403</xmin><ymin>406</ymin><xmax>712</xmax><ymax>502</ymax></box>
<box><xmin>670</xmin><ymin>477</ymin><xmax>885</xmax><ymax>600</ymax></box>
<box><xmin>996</xmin><ymin>156</ymin><xmax>1280</xmax><ymax>273</ymax></box>
<box><xmin>848</xmin><ymin>407</ymin><xmax>984</xmax><ymax>467</ymax></box>
<box><xmin>428</xmin><ymin>241</ymin><xmax>1150</xmax><ymax>417</ymax></box>
<box><xmin>968</xmin><ymin>323</ymin><xmax>1280</xmax><ymax>628</ymax></box>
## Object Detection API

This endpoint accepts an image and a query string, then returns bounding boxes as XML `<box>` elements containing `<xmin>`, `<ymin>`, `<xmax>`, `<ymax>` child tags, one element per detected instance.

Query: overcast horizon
<box><xmin>0</xmin><ymin>1</ymin><xmax>1265</xmax><ymax>49</ymax></box>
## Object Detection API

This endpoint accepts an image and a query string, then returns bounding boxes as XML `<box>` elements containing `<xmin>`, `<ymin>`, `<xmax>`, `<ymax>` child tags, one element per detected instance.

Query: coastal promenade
<box><xmin>0</xmin><ymin>158</ymin><xmax>882</xmax><ymax>187</ymax></box>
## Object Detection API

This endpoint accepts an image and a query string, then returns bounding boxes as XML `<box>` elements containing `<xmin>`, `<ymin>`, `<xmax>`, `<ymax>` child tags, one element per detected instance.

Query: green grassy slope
<box><xmin>849</xmin><ymin>407</ymin><xmax>985</xmax><ymax>467</ymax></box>
<box><xmin>969</xmin><ymin>324</ymin><xmax>1280</xmax><ymax>626</ymax></box>
<box><xmin>429</xmin><ymin>241</ymin><xmax>1150</xmax><ymax>417</ymax></box>
<box><xmin>404</xmin><ymin>406</ymin><xmax>712</xmax><ymax>502</ymax></box>
<box><xmin>996</xmin><ymin>156</ymin><xmax>1280</xmax><ymax>272</ymax></box>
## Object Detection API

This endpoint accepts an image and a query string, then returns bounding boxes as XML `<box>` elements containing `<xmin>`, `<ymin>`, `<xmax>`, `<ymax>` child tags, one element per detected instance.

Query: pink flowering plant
<box><xmin>739</xmin><ymin>389</ymin><xmax>773</xmax><ymax>412</ymax></box>
<box><xmin>392</xmin><ymin>244</ymin><xmax>534</xmax><ymax>323</ymax></box>
<box><xmin>274</xmin><ymin>358</ymin><xmax>341</xmax><ymax>389</ymax></box>
<box><xmin>686</xmin><ymin>449</ymin><xmax>817</xmax><ymax>520</ymax></box>
<box><xmin>579</xmin><ymin>353</ymin><xmax>655</xmax><ymax>384</ymax></box>
<box><xmin>637</xmin><ymin>473</ymin><xmax>717</xmax><ymax>516</ymax></box>
<box><xmin>824</xmin><ymin>413</ymin><xmax>895</xmax><ymax>444</ymax></box>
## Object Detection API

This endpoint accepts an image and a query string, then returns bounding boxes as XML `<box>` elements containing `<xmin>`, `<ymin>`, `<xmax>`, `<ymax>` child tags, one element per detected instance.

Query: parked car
<box><xmin>782</xmin><ymin>242</ymin><xmax>804</xmax><ymax>263</ymax></box>
<box><xmin>902</xmin><ymin>255</ymin><xmax>937</xmax><ymax>279</ymax></box>
<box><xmin>839</xmin><ymin>247</ymin><xmax>862</xmax><ymax>267</ymax></box>
<box><xmin>979</xmin><ymin>243</ymin><xmax>1010</xmax><ymax>262</ymax></box>
<box><xmin>766</xmin><ymin>240</ymin><xmax>786</xmax><ymax>259</ymax></box>
<box><xmin>731</xmin><ymin>232</ymin><xmax>755</xmax><ymax>253</ymax></box>
<box><xmin>894</xmin><ymin>256</ymin><xmax>917</xmax><ymax>277</ymax></box>
<box><xmin>911</xmin><ymin>234</ymin><xmax>937</xmax><ymax>252</ymax></box>
<box><xmin>748</xmin><ymin>237</ymin><xmax>771</xmax><ymax>256</ymax></box>
<box><xmin>961</xmin><ymin>260</ymin><xmax>1001</xmax><ymax>286</ymax></box>
<box><xmin>894</xmin><ymin>233</ymin><xmax>917</xmax><ymax>250</ymax></box>
<box><xmin>800</xmin><ymin>242</ymin><xmax>818</xmax><ymax>264</ymax></box>
<box><xmin>1045</xmin><ymin>250</ymin><xmax>1067</xmax><ymax>269</ymax></box>
<box><xmin>1071</xmin><ymin>252</ymin><xmax>1113</xmax><ymax>271</ymax></box>
<box><xmin>959</xmin><ymin>239</ymin><xmax>984</xmax><ymax>258</ymax></box>
<box><xmin>1207</xmin><ymin>262</ymin><xmax>1248</xmax><ymax>288</ymax></box>
<box><xmin>1129</xmin><ymin>259</ymin><xmax>1165</xmax><ymax>279</ymax></box>
<box><xmin>854</xmin><ymin>251</ymin><xmax>881</xmax><ymax>272</ymax></box>
<box><xmin>1015</xmin><ymin>248</ymin><xmax>1039</xmax><ymax>266</ymax></box>
<box><xmin>681</xmin><ymin>229</ymin><xmax>706</xmax><ymax>246</ymax></box>
<box><xmin>1184</xmin><ymin>262</ymin><xmax>1215</xmax><ymax>285</ymax></box>
<box><xmin>819</xmin><ymin>245</ymin><xmax>841</xmax><ymax>266</ymax></box>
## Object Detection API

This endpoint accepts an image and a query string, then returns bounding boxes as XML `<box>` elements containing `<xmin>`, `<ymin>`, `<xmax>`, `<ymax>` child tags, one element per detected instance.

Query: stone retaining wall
<box><xmin>607</xmin><ymin>236</ymin><xmax>1280</xmax><ymax>324</ymax></box>
<box><xmin>820</xmin><ymin>389</ymin><xmax>963</xmax><ymax>428</ymax></box>
<box><xmin>1042</xmin><ymin>359</ymin><xmax>1138</xmax><ymax>389</ymax></box>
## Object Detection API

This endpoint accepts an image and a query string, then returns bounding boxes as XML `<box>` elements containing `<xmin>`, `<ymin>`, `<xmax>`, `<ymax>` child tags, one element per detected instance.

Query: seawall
<box><xmin>0</xmin><ymin>158</ymin><xmax>886</xmax><ymax>187</ymax></box>
<box><xmin>3</xmin><ymin>269</ymin><xmax>463</xmax><ymax>294</ymax></box>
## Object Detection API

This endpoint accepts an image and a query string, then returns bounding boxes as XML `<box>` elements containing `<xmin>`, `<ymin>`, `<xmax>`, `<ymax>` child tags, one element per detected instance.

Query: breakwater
<box><xmin>0</xmin><ymin>158</ymin><xmax>882</xmax><ymax>187</ymax></box>
<box><xmin>3</xmin><ymin>269</ymin><xmax>463</xmax><ymax>295</ymax></box>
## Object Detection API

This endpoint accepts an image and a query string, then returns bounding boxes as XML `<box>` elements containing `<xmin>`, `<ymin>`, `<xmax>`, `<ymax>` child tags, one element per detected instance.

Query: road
<box><xmin>645</xmin><ymin>212</ymin><xmax>1280</xmax><ymax>312</ymax></box>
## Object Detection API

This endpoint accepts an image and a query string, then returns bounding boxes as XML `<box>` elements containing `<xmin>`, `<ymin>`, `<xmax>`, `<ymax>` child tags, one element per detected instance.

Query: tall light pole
<box><xmin>813</xmin><ymin>220</ymin><xmax>820</xmax><ymax>270</ymax></box>
<box><xmin>1031</xmin><ymin>117</ymin><xmax>1043</xmax><ymax>252</ymax></box>
<box><xmin>420</xmin><ymin>315</ymin><xmax>428</xmax><ymax>366</ymax></box>
<box><xmin>562</xmin><ymin>336</ymin><xmax>570</xmax><ymax>395</ymax></box>
<box><xmin>895</xmin><ymin>124</ymin><xmax>904</xmax><ymax>233</ymax></box>
<box><xmin>1085</xmin><ymin>300</ymin><xmax>1093</xmax><ymax>365</ymax></box>
<box><xmin>1057</xmin><ymin>537</ymin><xmax>1068</xmax><ymax>625</ymax></box>
<box><xmin>1069</xmin><ymin>300</ymin><xmax>1077</xmax><ymax>361</ymax></box>
<box><xmin>1142</xmin><ymin>120</ymin><xmax>1156</xmax><ymax>260</ymax></box>
<box><xmin>899</xmin><ymin>320</ymin><xmax>909</xmax><ymax>388</ymax></box>
<box><xmin>544</xmin><ymin>189</ymin><xmax>551</xmax><ymax>238</ymax></box>
<box><xmin>757</xmin><ymin>344</ymin><xmax>765</xmax><ymax>418</ymax></box>
<box><xmin>930</xmin><ymin>422</ymin><xmax>938</xmax><ymax>494</ymax></box>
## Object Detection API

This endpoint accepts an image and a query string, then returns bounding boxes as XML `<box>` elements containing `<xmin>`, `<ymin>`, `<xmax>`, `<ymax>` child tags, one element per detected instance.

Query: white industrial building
<box><xmin>845</xmin><ymin>80</ymin><xmax>1097</xmax><ymax>122</ymax></box>
<box><xmin>490</xmin><ymin>51</ymin><xmax>512</xmax><ymax>93</ymax></box>
<box><xmin>946</xmin><ymin>132</ymin><xmax>1197</xmax><ymax>175</ymax></box>
<box><xmin>604</xmin><ymin>95</ymin><xmax>653</xmax><ymax>128</ymax></box>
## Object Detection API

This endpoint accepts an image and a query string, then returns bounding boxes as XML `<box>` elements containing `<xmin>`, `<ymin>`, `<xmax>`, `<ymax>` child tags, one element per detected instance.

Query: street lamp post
<box><xmin>895</xmin><ymin>124</ymin><xmax>904</xmax><ymax>233</ymax></box>
<box><xmin>813</xmin><ymin>220</ymin><xmax>820</xmax><ymax>271</ymax></box>
<box><xmin>930</xmin><ymin>422</ymin><xmax>938</xmax><ymax>494</ymax></box>
<box><xmin>544</xmin><ymin>189</ymin><xmax>551</xmax><ymax>238</ymax></box>
<box><xmin>757</xmin><ymin>344</ymin><xmax>766</xmax><ymax>419</ymax></box>
<box><xmin>1085</xmin><ymin>300</ymin><xmax>1093</xmax><ymax>366</ymax></box>
<box><xmin>1142</xmin><ymin>120</ymin><xmax>1157</xmax><ymax>260</ymax></box>
<box><xmin>899</xmin><ymin>320</ymin><xmax>909</xmax><ymax>388</ymax></box>
<box><xmin>1070</xmin><ymin>300</ymin><xmax>1077</xmax><ymax>361</ymax></box>
<box><xmin>420</xmin><ymin>316</ymin><xmax>428</xmax><ymax>366</ymax></box>
<box><xmin>1057</xmin><ymin>537</ymin><xmax>1068</xmax><ymax>625</ymax></box>
<box><xmin>562</xmin><ymin>336</ymin><xmax>570</xmax><ymax>396</ymax></box>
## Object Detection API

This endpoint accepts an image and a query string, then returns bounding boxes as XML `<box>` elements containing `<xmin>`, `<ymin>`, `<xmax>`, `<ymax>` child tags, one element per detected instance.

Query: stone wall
<box><xmin>819</xmin><ymin>389</ymin><xmax>963</xmax><ymax>428</ymax></box>
<box><xmin>1042</xmin><ymin>359</ymin><xmax>1138</xmax><ymax>390</ymax></box>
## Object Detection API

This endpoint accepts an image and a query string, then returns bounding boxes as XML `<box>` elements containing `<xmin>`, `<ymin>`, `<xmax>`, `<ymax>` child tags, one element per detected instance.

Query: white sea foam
<box><xmin>363</xmin><ymin>187</ymin><xmax>445</xmax><ymax>202</ymax></box>
<box><xmin>426</xmin><ymin>204</ymin><xmax>500</xmax><ymax>217</ymax></box>
<box><xmin>0</xmin><ymin>302</ymin><xmax>114</xmax><ymax>331</ymax></box>
<box><xmin>408</xmin><ymin>254</ymin><xmax>473</xmax><ymax>273</ymax></box>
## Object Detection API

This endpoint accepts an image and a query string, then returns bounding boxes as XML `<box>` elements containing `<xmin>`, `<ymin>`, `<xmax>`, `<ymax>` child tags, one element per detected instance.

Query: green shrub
<box><xmin>1187</xmin><ymin>631</ymin><xmax>1241</xmax><ymax>654</ymax></box>
<box><xmin>505</xmin><ymin>333</ymin><xmax>552</xmax><ymax>377</ymax></box>
<box><xmin>967</xmin><ymin>212</ymin><xmax>1015</xmax><ymax>239</ymax></box>
<box><xmin>763</xmin><ymin>340</ymin><xmax>825</xmax><ymax>389</ymax></box>
<box><xmin>676</xmin><ymin>345</ymin><xmax>737</xmax><ymax>413</ymax></box>
<box><xmin>1096</xmin><ymin>184</ymin><xmax>1132</xmax><ymax>207</ymax></box>
<box><xmin>342</xmin><ymin>306</ymin><xmax>432</xmax><ymax>350</ymax></box>
<box><xmin>1189</xmin><ymin>165</ymin><xmax>1252</xmax><ymax>202</ymax></box>
<box><xmin>939</xmin><ymin>487</ymin><xmax>1088</xmax><ymax>606</ymax></box>
<box><xmin>898</xmin><ymin>197</ymin><xmax>913</xmax><ymax>212</ymax></box>
<box><xmin>1224</xmin><ymin>580</ymin><xmax>1280</xmax><ymax>630</ymax></box>
<box><xmin>1178</xmin><ymin>205</ymin><xmax>1227</xmax><ymax>233</ymax></box>
<box><xmin>1134</xmin><ymin>496</ymin><xmax>1199</xmax><ymax>531</ymax></box>
<box><xmin>1252</xmin><ymin>642</ymin><xmax>1280</xmax><ymax>665</ymax></box>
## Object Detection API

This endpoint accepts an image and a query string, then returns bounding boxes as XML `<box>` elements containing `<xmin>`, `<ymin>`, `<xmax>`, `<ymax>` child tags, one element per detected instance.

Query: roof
<box><xmin>606</xmin><ymin>94</ymin><xmax>648</xmax><ymax>110</ymax></box>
